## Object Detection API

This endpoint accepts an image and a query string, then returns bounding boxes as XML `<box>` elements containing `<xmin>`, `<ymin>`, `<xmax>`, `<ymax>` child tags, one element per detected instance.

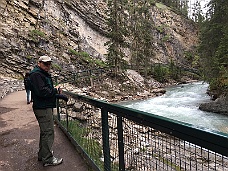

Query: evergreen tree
<box><xmin>105</xmin><ymin>0</ymin><xmax>128</xmax><ymax>76</ymax></box>
<box><xmin>155</xmin><ymin>0</ymin><xmax>190</xmax><ymax>17</ymax></box>
<box><xmin>128</xmin><ymin>0</ymin><xmax>155</xmax><ymax>77</ymax></box>
<box><xmin>180</xmin><ymin>0</ymin><xmax>188</xmax><ymax>16</ymax></box>
<box><xmin>199</xmin><ymin>0</ymin><xmax>228</xmax><ymax>93</ymax></box>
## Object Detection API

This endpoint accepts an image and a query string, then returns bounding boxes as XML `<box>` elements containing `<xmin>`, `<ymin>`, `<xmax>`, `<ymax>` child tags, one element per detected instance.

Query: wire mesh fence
<box><xmin>55</xmin><ymin>92</ymin><xmax>228</xmax><ymax>171</ymax></box>
<box><xmin>108</xmin><ymin>116</ymin><xmax>228</xmax><ymax>171</ymax></box>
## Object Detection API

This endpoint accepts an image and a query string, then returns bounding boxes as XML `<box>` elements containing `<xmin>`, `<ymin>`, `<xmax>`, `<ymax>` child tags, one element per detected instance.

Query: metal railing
<box><xmin>55</xmin><ymin>91</ymin><xmax>228</xmax><ymax>171</ymax></box>
<box><xmin>52</xmin><ymin>64</ymin><xmax>199</xmax><ymax>88</ymax></box>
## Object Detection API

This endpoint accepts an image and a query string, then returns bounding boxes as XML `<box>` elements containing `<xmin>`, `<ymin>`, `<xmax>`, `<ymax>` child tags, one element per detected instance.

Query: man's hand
<box><xmin>56</xmin><ymin>94</ymin><xmax>68</xmax><ymax>102</ymax></box>
<box><xmin>55</xmin><ymin>87</ymin><xmax>62</xmax><ymax>94</ymax></box>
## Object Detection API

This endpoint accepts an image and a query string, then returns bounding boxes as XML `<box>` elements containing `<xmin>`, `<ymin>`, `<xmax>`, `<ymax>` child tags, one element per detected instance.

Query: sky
<box><xmin>188</xmin><ymin>0</ymin><xmax>210</xmax><ymax>18</ymax></box>
<box><xmin>189</xmin><ymin>0</ymin><xmax>210</xmax><ymax>13</ymax></box>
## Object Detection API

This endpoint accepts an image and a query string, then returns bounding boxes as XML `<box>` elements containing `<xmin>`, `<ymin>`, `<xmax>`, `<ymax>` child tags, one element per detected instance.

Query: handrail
<box><xmin>56</xmin><ymin>90</ymin><xmax>228</xmax><ymax>170</ymax></box>
<box><xmin>62</xmin><ymin>90</ymin><xmax>228</xmax><ymax>157</ymax></box>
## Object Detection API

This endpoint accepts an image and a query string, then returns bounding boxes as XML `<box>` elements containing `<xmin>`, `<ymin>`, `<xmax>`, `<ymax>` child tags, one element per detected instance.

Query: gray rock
<box><xmin>199</xmin><ymin>95</ymin><xmax>228</xmax><ymax>115</ymax></box>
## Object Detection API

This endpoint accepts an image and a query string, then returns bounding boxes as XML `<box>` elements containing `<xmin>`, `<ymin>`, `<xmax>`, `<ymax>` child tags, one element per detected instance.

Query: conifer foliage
<box><xmin>199</xmin><ymin>0</ymin><xmax>228</xmax><ymax>94</ymax></box>
<box><xmin>105</xmin><ymin>0</ymin><xmax>156</xmax><ymax>76</ymax></box>
<box><xmin>128</xmin><ymin>0</ymin><xmax>155</xmax><ymax>77</ymax></box>
<box><xmin>105</xmin><ymin>0</ymin><xmax>193</xmax><ymax>79</ymax></box>
<box><xmin>105</xmin><ymin>0</ymin><xmax>129</xmax><ymax>76</ymax></box>
<box><xmin>105</xmin><ymin>0</ymin><xmax>228</xmax><ymax>95</ymax></box>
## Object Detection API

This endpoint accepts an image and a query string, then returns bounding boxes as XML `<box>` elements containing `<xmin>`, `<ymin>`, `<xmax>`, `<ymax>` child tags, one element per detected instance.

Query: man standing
<box><xmin>29</xmin><ymin>55</ymin><xmax>67</xmax><ymax>166</ymax></box>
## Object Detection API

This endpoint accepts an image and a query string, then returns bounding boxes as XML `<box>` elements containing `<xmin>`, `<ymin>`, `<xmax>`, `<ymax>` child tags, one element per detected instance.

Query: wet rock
<box><xmin>72</xmin><ymin>102</ymin><xmax>84</xmax><ymax>112</ymax></box>
<box><xmin>199</xmin><ymin>95</ymin><xmax>228</xmax><ymax>115</ymax></box>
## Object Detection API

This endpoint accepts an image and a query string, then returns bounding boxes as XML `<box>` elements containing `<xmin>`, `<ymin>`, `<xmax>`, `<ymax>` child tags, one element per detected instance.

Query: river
<box><xmin>119</xmin><ymin>81</ymin><xmax>228</xmax><ymax>135</ymax></box>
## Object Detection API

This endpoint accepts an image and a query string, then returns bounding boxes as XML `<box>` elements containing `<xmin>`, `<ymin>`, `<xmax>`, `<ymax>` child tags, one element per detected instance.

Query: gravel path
<box><xmin>0</xmin><ymin>90</ymin><xmax>90</xmax><ymax>171</ymax></box>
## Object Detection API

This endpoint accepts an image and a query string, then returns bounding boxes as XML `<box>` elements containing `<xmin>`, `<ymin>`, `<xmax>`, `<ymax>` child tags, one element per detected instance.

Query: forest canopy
<box><xmin>105</xmin><ymin>0</ymin><xmax>227</xmax><ymax>95</ymax></box>
<box><xmin>198</xmin><ymin>0</ymin><xmax>228</xmax><ymax>95</ymax></box>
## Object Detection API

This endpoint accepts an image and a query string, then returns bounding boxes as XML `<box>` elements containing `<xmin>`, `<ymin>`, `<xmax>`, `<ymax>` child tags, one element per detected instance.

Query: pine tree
<box><xmin>105</xmin><ymin>0</ymin><xmax>128</xmax><ymax>76</ymax></box>
<box><xmin>128</xmin><ymin>0</ymin><xmax>155</xmax><ymax>77</ymax></box>
<box><xmin>199</xmin><ymin>0</ymin><xmax>228</xmax><ymax>94</ymax></box>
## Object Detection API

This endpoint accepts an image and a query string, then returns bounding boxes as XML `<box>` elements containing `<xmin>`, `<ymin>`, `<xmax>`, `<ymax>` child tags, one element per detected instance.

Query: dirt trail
<box><xmin>0</xmin><ymin>91</ymin><xmax>90</xmax><ymax>171</ymax></box>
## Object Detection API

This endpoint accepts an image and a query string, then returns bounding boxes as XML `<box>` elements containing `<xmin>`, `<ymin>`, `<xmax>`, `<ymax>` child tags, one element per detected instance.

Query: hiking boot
<box><xmin>43</xmin><ymin>157</ymin><xmax>63</xmax><ymax>167</ymax></box>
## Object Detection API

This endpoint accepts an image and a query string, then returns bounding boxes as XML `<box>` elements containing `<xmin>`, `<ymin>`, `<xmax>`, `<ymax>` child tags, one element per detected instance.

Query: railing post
<box><xmin>101</xmin><ymin>108</ymin><xmax>111</xmax><ymax>171</ymax></box>
<box><xmin>117</xmin><ymin>116</ymin><xmax>125</xmax><ymax>171</ymax></box>
<box><xmin>73</xmin><ymin>73</ymin><xmax>76</xmax><ymax>83</ymax></box>
<box><xmin>66</xmin><ymin>103</ymin><xmax>69</xmax><ymax>131</ymax></box>
<box><xmin>56</xmin><ymin>99</ymin><xmax>60</xmax><ymax>121</ymax></box>
<box><xmin>75</xmin><ymin>73</ymin><xmax>79</xmax><ymax>85</ymax></box>
<box><xmin>54</xmin><ymin>74</ymin><xmax>60</xmax><ymax>121</ymax></box>
<box><xmin>54</xmin><ymin>74</ymin><xmax>58</xmax><ymax>86</ymax></box>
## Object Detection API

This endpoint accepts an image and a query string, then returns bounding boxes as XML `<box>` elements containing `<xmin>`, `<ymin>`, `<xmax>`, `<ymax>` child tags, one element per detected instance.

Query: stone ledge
<box><xmin>199</xmin><ymin>95</ymin><xmax>228</xmax><ymax>115</ymax></box>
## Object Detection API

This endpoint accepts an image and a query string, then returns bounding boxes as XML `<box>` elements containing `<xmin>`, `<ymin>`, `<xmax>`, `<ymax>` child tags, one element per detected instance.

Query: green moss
<box><xmin>52</xmin><ymin>63</ymin><xmax>62</xmax><ymax>71</ymax></box>
<box><xmin>61</xmin><ymin>120</ymin><xmax>104</xmax><ymax>170</ymax></box>
<box><xmin>156</xmin><ymin>3</ymin><xmax>167</xmax><ymax>9</ymax></box>
<box><xmin>94</xmin><ymin>59</ymin><xmax>107</xmax><ymax>68</ymax></box>
<box><xmin>184</xmin><ymin>51</ymin><xmax>194</xmax><ymax>61</ymax></box>
<box><xmin>28</xmin><ymin>29</ymin><xmax>47</xmax><ymax>42</ymax></box>
<box><xmin>68</xmin><ymin>49</ymin><xmax>90</xmax><ymax>58</ymax></box>
<box><xmin>68</xmin><ymin>48</ymin><xmax>77</xmax><ymax>55</ymax></box>
<box><xmin>25</xmin><ymin>55</ymin><xmax>33</xmax><ymax>60</ymax></box>
<box><xmin>29</xmin><ymin>29</ymin><xmax>46</xmax><ymax>38</ymax></box>
<box><xmin>156</xmin><ymin>25</ymin><xmax>165</xmax><ymax>33</ymax></box>
<box><xmin>162</xmin><ymin>34</ymin><xmax>170</xmax><ymax>42</ymax></box>
<box><xmin>69</xmin><ymin>48</ymin><xmax>107</xmax><ymax>67</ymax></box>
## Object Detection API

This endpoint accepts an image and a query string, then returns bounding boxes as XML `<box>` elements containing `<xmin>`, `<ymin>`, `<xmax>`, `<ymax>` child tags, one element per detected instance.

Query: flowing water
<box><xmin>120</xmin><ymin>81</ymin><xmax>228</xmax><ymax>135</ymax></box>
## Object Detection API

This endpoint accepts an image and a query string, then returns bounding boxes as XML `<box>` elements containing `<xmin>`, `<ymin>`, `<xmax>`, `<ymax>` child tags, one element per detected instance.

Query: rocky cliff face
<box><xmin>0</xmin><ymin>0</ymin><xmax>198</xmax><ymax>80</ymax></box>
<box><xmin>2</xmin><ymin>0</ymin><xmax>227</xmax><ymax>115</ymax></box>
<box><xmin>0</xmin><ymin>0</ymin><xmax>108</xmax><ymax>78</ymax></box>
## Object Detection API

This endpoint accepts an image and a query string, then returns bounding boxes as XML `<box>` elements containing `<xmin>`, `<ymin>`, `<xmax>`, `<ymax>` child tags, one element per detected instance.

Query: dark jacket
<box><xmin>29</xmin><ymin>66</ymin><xmax>58</xmax><ymax>109</ymax></box>
<box><xmin>24</xmin><ymin>76</ymin><xmax>30</xmax><ymax>90</ymax></box>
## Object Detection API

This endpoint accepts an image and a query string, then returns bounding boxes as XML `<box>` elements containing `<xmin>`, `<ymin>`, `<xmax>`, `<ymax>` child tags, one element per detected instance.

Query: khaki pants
<box><xmin>34</xmin><ymin>108</ymin><xmax>54</xmax><ymax>163</ymax></box>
